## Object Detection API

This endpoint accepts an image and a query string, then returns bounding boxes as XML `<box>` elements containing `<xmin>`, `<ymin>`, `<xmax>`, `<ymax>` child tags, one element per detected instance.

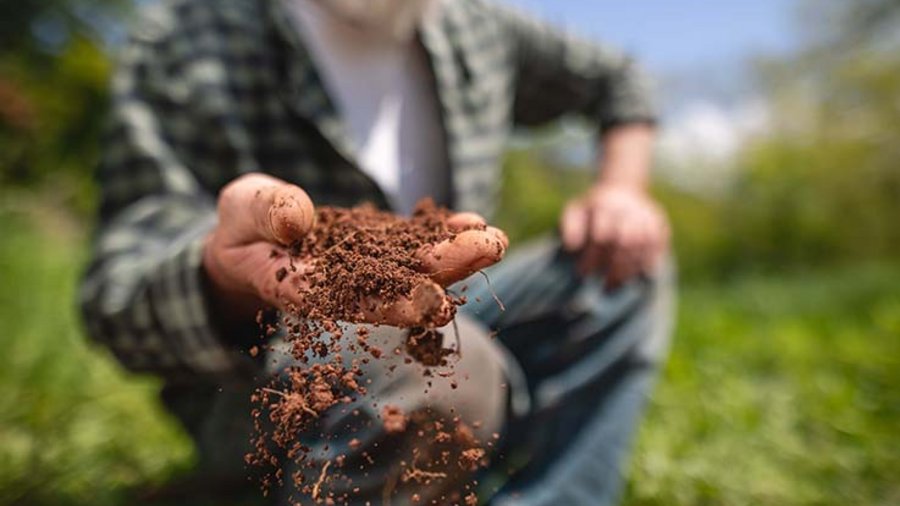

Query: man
<box><xmin>80</xmin><ymin>0</ymin><xmax>673</xmax><ymax>504</ymax></box>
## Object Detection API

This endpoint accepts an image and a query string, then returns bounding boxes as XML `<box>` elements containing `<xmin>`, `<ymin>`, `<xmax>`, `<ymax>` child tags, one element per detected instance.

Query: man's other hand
<box><xmin>560</xmin><ymin>183</ymin><xmax>670</xmax><ymax>289</ymax></box>
<box><xmin>202</xmin><ymin>173</ymin><xmax>507</xmax><ymax>326</ymax></box>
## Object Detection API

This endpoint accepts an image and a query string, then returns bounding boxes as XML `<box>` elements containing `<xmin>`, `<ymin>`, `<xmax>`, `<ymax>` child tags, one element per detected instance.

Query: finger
<box><xmin>590</xmin><ymin>205</ymin><xmax>616</xmax><ymax>249</ymax></box>
<box><xmin>446</xmin><ymin>211</ymin><xmax>508</xmax><ymax>251</ymax></box>
<box><xmin>599</xmin><ymin>218</ymin><xmax>627</xmax><ymax>287</ymax></box>
<box><xmin>604</xmin><ymin>222</ymin><xmax>643</xmax><ymax>290</ymax></box>
<box><xmin>577</xmin><ymin>242</ymin><xmax>605</xmax><ymax>276</ymax></box>
<box><xmin>359</xmin><ymin>281</ymin><xmax>455</xmax><ymax>327</ymax></box>
<box><xmin>264</xmin><ymin>259</ymin><xmax>454</xmax><ymax>327</ymax></box>
<box><xmin>622</xmin><ymin>212</ymin><xmax>653</xmax><ymax>270</ymax></box>
<box><xmin>218</xmin><ymin>173</ymin><xmax>316</xmax><ymax>246</ymax></box>
<box><xmin>265</xmin><ymin>184</ymin><xmax>316</xmax><ymax>245</ymax></box>
<box><xmin>560</xmin><ymin>202</ymin><xmax>588</xmax><ymax>252</ymax></box>
<box><xmin>604</xmin><ymin>249</ymin><xmax>637</xmax><ymax>290</ymax></box>
<box><xmin>577</xmin><ymin>207</ymin><xmax>614</xmax><ymax>274</ymax></box>
<box><xmin>240</xmin><ymin>244</ymin><xmax>311</xmax><ymax>308</ymax></box>
<box><xmin>446</xmin><ymin>212</ymin><xmax>487</xmax><ymax>232</ymax></box>
<box><xmin>417</xmin><ymin>228</ymin><xmax>508</xmax><ymax>286</ymax></box>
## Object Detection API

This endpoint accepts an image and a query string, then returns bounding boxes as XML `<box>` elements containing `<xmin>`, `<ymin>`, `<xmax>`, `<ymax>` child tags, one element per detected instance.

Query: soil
<box><xmin>381</xmin><ymin>405</ymin><xmax>409</xmax><ymax>434</ymax></box>
<box><xmin>245</xmin><ymin>199</ymin><xmax>493</xmax><ymax>505</ymax></box>
<box><xmin>286</xmin><ymin>199</ymin><xmax>475</xmax><ymax>325</ymax></box>
<box><xmin>405</xmin><ymin>327</ymin><xmax>455</xmax><ymax>367</ymax></box>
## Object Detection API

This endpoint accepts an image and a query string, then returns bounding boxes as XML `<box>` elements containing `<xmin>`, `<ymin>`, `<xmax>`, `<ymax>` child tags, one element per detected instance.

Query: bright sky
<box><xmin>499</xmin><ymin>0</ymin><xmax>801</xmax><ymax>179</ymax></box>
<box><xmin>501</xmin><ymin>0</ymin><xmax>799</xmax><ymax>75</ymax></box>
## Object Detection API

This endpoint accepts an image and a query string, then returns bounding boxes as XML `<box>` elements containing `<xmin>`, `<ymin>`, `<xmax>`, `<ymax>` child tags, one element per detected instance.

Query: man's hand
<box><xmin>202</xmin><ymin>173</ymin><xmax>507</xmax><ymax>326</ymax></box>
<box><xmin>560</xmin><ymin>183</ymin><xmax>669</xmax><ymax>289</ymax></box>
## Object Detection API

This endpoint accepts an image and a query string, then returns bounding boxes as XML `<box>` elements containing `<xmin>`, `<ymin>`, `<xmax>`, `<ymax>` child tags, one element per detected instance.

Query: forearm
<box><xmin>596</xmin><ymin>123</ymin><xmax>656</xmax><ymax>190</ymax></box>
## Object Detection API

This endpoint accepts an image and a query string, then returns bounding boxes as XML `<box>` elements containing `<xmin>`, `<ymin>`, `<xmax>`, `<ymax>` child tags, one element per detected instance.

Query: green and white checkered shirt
<box><xmin>80</xmin><ymin>0</ymin><xmax>657</xmax><ymax>382</ymax></box>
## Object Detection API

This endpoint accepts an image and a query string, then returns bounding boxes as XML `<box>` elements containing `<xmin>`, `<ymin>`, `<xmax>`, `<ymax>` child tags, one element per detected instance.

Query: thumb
<box><xmin>560</xmin><ymin>201</ymin><xmax>588</xmax><ymax>252</ymax></box>
<box><xmin>217</xmin><ymin>173</ymin><xmax>316</xmax><ymax>246</ymax></box>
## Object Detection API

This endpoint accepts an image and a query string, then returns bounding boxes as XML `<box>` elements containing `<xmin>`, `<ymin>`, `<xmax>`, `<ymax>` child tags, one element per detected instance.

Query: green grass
<box><xmin>0</xmin><ymin>204</ymin><xmax>897</xmax><ymax>505</ymax></box>
<box><xmin>0</xmin><ymin>204</ymin><xmax>194</xmax><ymax>506</ymax></box>
<box><xmin>626</xmin><ymin>266</ymin><xmax>900</xmax><ymax>505</ymax></box>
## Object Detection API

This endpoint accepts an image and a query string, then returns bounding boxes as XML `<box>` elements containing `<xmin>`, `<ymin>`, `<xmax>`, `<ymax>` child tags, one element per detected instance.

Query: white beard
<box><xmin>319</xmin><ymin>0</ymin><xmax>438</xmax><ymax>41</ymax></box>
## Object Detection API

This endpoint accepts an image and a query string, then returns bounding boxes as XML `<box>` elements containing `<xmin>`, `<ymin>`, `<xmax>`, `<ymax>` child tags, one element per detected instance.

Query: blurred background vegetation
<box><xmin>1</xmin><ymin>0</ymin><xmax>897</xmax><ymax>504</ymax></box>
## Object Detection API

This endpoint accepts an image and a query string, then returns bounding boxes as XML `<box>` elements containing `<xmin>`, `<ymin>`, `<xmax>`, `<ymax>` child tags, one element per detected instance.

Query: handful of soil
<box><xmin>291</xmin><ymin>199</ymin><xmax>476</xmax><ymax>325</ymax></box>
<box><xmin>247</xmin><ymin>199</ymin><xmax>506</xmax><ymax>504</ymax></box>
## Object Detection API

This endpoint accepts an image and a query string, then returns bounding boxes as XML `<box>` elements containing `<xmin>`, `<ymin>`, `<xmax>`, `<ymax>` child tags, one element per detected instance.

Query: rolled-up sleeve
<box><xmin>494</xmin><ymin>3</ymin><xmax>657</xmax><ymax>131</ymax></box>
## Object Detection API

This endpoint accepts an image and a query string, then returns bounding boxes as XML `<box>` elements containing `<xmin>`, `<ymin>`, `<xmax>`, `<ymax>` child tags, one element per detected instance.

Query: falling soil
<box><xmin>245</xmin><ymin>199</ymin><xmax>493</xmax><ymax>505</ymax></box>
<box><xmin>381</xmin><ymin>405</ymin><xmax>409</xmax><ymax>434</ymax></box>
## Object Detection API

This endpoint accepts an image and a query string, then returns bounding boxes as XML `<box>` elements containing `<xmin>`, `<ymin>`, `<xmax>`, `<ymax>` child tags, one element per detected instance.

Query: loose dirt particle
<box><xmin>459</xmin><ymin>448</ymin><xmax>486</xmax><ymax>472</ymax></box>
<box><xmin>405</xmin><ymin>327</ymin><xmax>454</xmax><ymax>366</ymax></box>
<box><xmin>382</xmin><ymin>405</ymin><xmax>408</xmax><ymax>434</ymax></box>
<box><xmin>246</xmin><ymin>200</ymin><xmax>492</xmax><ymax>504</ymax></box>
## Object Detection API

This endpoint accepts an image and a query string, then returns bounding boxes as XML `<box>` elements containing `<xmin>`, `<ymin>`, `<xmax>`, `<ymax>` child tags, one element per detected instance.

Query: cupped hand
<box><xmin>202</xmin><ymin>173</ymin><xmax>507</xmax><ymax>327</ymax></box>
<box><xmin>560</xmin><ymin>183</ymin><xmax>669</xmax><ymax>289</ymax></box>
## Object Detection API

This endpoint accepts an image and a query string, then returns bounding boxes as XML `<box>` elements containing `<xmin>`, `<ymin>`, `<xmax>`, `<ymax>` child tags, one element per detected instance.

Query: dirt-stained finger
<box><xmin>416</xmin><ymin>228</ymin><xmax>508</xmax><ymax>286</ymax></box>
<box><xmin>446</xmin><ymin>212</ymin><xmax>487</xmax><ymax>232</ymax></box>
<box><xmin>266</xmin><ymin>185</ymin><xmax>316</xmax><ymax>245</ymax></box>
<box><xmin>218</xmin><ymin>173</ymin><xmax>316</xmax><ymax>246</ymax></box>
<box><xmin>263</xmin><ymin>260</ymin><xmax>455</xmax><ymax>327</ymax></box>
<box><xmin>248</xmin><ymin>246</ymin><xmax>312</xmax><ymax>309</ymax></box>
<box><xmin>359</xmin><ymin>281</ymin><xmax>455</xmax><ymax>327</ymax></box>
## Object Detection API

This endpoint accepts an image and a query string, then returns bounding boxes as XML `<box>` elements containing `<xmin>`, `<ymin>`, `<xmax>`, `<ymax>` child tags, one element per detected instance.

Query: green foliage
<box><xmin>494</xmin><ymin>148</ymin><xmax>592</xmax><ymax>245</ymax></box>
<box><xmin>0</xmin><ymin>198</ymin><xmax>193</xmax><ymax>506</ymax></box>
<box><xmin>719</xmin><ymin>46</ymin><xmax>900</xmax><ymax>272</ymax></box>
<box><xmin>626</xmin><ymin>265</ymin><xmax>900</xmax><ymax>505</ymax></box>
<box><xmin>0</xmin><ymin>36</ymin><xmax>111</xmax><ymax>213</ymax></box>
<box><xmin>0</xmin><ymin>0</ymin><xmax>127</xmax><ymax>213</ymax></box>
<box><xmin>0</xmin><ymin>0</ymin><xmax>129</xmax><ymax>55</ymax></box>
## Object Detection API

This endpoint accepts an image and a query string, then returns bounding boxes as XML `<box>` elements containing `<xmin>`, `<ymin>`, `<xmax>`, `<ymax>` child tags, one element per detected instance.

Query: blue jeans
<box><xmin>462</xmin><ymin>237</ymin><xmax>674</xmax><ymax>506</ymax></box>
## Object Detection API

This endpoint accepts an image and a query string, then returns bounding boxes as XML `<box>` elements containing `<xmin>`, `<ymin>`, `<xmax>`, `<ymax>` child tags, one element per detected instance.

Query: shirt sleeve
<box><xmin>79</xmin><ymin>26</ymin><xmax>257</xmax><ymax>383</ymax></box>
<box><xmin>492</xmin><ymin>2</ymin><xmax>658</xmax><ymax>131</ymax></box>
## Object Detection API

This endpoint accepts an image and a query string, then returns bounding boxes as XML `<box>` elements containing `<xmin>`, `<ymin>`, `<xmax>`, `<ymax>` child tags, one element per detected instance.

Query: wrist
<box><xmin>597</xmin><ymin>123</ymin><xmax>654</xmax><ymax>191</ymax></box>
<box><xmin>593</xmin><ymin>175</ymin><xmax>649</xmax><ymax>194</ymax></box>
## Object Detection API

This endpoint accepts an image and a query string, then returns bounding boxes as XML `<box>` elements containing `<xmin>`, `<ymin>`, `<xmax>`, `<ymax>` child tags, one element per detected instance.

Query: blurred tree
<box><xmin>719</xmin><ymin>0</ymin><xmax>900</xmax><ymax>272</ymax></box>
<box><xmin>1</xmin><ymin>0</ymin><xmax>121</xmax><ymax>53</ymax></box>
<box><xmin>0</xmin><ymin>0</ymin><xmax>129</xmax><ymax>211</ymax></box>
<box><xmin>496</xmin><ymin>0</ymin><xmax>900</xmax><ymax>280</ymax></box>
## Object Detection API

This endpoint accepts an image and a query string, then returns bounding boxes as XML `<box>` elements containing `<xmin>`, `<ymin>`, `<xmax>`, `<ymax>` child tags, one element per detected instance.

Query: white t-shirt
<box><xmin>283</xmin><ymin>0</ymin><xmax>449</xmax><ymax>215</ymax></box>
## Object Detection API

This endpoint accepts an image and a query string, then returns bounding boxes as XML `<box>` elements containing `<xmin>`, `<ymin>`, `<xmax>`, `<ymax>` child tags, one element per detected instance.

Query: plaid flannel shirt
<box><xmin>79</xmin><ymin>0</ymin><xmax>657</xmax><ymax>383</ymax></box>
